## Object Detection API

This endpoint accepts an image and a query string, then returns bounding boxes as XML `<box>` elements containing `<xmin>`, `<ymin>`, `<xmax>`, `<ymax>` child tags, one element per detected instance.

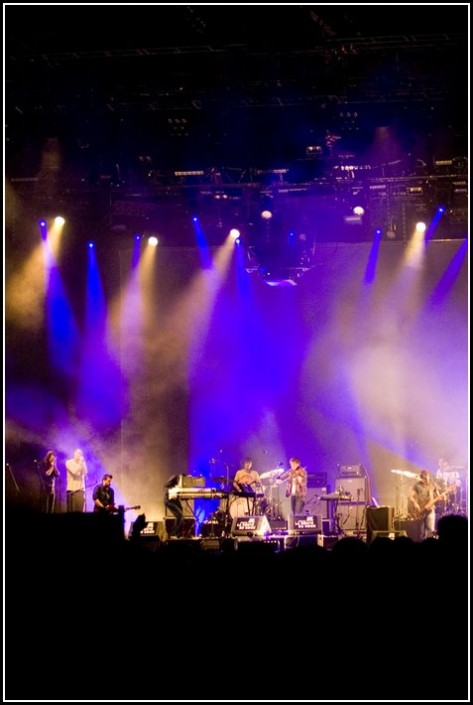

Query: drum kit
<box><xmin>208</xmin><ymin>467</ymin><xmax>287</xmax><ymax>523</ymax></box>
<box><xmin>258</xmin><ymin>468</ymin><xmax>289</xmax><ymax>520</ymax></box>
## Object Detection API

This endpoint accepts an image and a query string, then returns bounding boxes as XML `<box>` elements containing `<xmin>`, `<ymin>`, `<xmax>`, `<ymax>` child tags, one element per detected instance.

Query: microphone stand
<box><xmin>6</xmin><ymin>463</ymin><xmax>20</xmax><ymax>494</ymax></box>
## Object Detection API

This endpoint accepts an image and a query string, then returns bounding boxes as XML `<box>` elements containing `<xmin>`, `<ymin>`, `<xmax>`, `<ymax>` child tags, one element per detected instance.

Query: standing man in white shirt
<box><xmin>66</xmin><ymin>448</ymin><xmax>88</xmax><ymax>512</ymax></box>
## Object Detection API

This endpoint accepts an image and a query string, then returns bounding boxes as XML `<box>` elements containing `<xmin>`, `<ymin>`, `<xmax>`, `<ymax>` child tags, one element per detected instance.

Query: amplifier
<box><xmin>307</xmin><ymin>473</ymin><xmax>328</xmax><ymax>488</ymax></box>
<box><xmin>287</xmin><ymin>514</ymin><xmax>320</xmax><ymax>534</ymax></box>
<box><xmin>180</xmin><ymin>475</ymin><xmax>206</xmax><ymax>488</ymax></box>
<box><xmin>338</xmin><ymin>464</ymin><xmax>365</xmax><ymax>477</ymax></box>
<box><xmin>334</xmin><ymin>477</ymin><xmax>369</xmax><ymax>503</ymax></box>
<box><xmin>231</xmin><ymin>515</ymin><xmax>271</xmax><ymax>537</ymax></box>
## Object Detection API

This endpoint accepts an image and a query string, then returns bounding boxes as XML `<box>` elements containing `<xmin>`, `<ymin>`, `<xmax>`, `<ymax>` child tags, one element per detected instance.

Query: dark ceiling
<box><xmin>5</xmin><ymin>5</ymin><xmax>469</xmax><ymax>248</ymax></box>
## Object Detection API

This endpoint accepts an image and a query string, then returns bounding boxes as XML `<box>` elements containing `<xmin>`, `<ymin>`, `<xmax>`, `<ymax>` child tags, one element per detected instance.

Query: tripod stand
<box><xmin>5</xmin><ymin>463</ymin><xmax>20</xmax><ymax>499</ymax></box>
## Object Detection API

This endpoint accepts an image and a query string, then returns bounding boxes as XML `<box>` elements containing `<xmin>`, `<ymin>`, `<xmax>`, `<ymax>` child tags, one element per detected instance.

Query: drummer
<box><xmin>233</xmin><ymin>457</ymin><xmax>263</xmax><ymax>494</ymax></box>
<box><xmin>233</xmin><ymin>457</ymin><xmax>266</xmax><ymax>515</ymax></box>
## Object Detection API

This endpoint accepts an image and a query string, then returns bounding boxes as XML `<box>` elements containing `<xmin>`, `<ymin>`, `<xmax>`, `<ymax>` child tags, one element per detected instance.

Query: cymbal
<box><xmin>391</xmin><ymin>469</ymin><xmax>418</xmax><ymax>479</ymax></box>
<box><xmin>260</xmin><ymin>468</ymin><xmax>284</xmax><ymax>479</ymax></box>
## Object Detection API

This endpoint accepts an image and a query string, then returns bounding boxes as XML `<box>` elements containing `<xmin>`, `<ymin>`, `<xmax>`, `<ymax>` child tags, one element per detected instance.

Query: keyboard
<box><xmin>168</xmin><ymin>487</ymin><xmax>229</xmax><ymax>500</ymax></box>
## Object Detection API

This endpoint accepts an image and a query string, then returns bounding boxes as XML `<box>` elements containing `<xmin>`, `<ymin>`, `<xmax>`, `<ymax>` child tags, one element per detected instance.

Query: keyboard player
<box><xmin>232</xmin><ymin>458</ymin><xmax>265</xmax><ymax>515</ymax></box>
<box><xmin>164</xmin><ymin>473</ymin><xmax>186</xmax><ymax>538</ymax></box>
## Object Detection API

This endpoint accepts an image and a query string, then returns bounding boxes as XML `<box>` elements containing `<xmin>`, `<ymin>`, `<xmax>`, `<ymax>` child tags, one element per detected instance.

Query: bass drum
<box><xmin>228</xmin><ymin>495</ymin><xmax>252</xmax><ymax>519</ymax></box>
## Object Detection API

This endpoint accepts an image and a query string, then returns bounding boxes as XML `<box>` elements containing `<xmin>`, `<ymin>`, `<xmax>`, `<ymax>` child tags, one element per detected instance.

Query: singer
<box><xmin>40</xmin><ymin>451</ymin><xmax>60</xmax><ymax>513</ymax></box>
<box><xmin>66</xmin><ymin>448</ymin><xmax>87</xmax><ymax>512</ymax></box>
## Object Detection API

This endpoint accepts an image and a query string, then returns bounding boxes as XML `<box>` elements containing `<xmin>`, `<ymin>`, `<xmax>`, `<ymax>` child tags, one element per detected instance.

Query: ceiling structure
<box><xmin>5</xmin><ymin>5</ymin><xmax>469</xmax><ymax>261</ymax></box>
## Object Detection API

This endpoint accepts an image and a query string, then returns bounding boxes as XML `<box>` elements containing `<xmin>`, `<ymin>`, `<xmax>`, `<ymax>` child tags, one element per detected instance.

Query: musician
<box><xmin>408</xmin><ymin>470</ymin><xmax>439</xmax><ymax>540</ymax></box>
<box><xmin>40</xmin><ymin>450</ymin><xmax>60</xmax><ymax>513</ymax></box>
<box><xmin>233</xmin><ymin>458</ymin><xmax>262</xmax><ymax>493</ymax></box>
<box><xmin>163</xmin><ymin>473</ymin><xmax>186</xmax><ymax>537</ymax></box>
<box><xmin>278</xmin><ymin>457</ymin><xmax>307</xmax><ymax>515</ymax></box>
<box><xmin>93</xmin><ymin>474</ymin><xmax>115</xmax><ymax>513</ymax></box>
<box><xmin>66</xmin><ymin>448</ymin><xmax>88</xmax><ymax>512</ymax></box>
<box><xmin>231</xmin><ymin>458</ymin><xmax>267</xmax><ymax>516</ymax></box>
<box><xmin>436</xmin><ymin>456</ymin><xmax>461</xmax><ymax>488</ymax></box>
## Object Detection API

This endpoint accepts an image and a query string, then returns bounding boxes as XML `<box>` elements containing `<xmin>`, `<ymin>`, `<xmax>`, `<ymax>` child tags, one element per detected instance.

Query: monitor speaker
<box><xmin>287</xmin><ymin>514</ymin><xmax>320</xmax><ymax>534</ymax></box>
<box><xmin>366</xmin><ymin>506</ymin><xmax>394</xmax><ymax>543</ymax></box>
<box><xmin>231</xmin><ymin>515</ymin><xmax>271</xmax><ymax>536</ymax></box>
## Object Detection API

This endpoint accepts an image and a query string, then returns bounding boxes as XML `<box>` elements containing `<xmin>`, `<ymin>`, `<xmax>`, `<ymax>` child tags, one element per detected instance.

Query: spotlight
<box><xmin>88</xmin><ymin>241</ymin><xmax>94</xmax><ymax>248</ymax></box>
<box><xmin>54</xmin><ymin>216</ymin><xmax>65</xmax><ymax>226</ymax></box>
<box><xmin>38</xmin><ymin>219</ymin><xmax>47</xmax><ymax>228</ymax></box>
<box><xmin>229</xmin><ymin>228</ymin><xmax>240</xmax><ymax>240</ymax></box>
<box><xmin>353</xmin><ymin>206</ymin><xmax>365</xmax><ymax>216</ymax></box>
<box><xmin>148</xmin><ymin>236</ymin><xmax>158</xmax><ymax>247</ymax></box>
<box><xmin>306</xmin><ymin>145</ymin><xmax>323</xmax><ymax>156</ymax></box>
<box><xmin>261</xmin><ymin>210</ymin><xmax>272</xmax><ymax>220</ymax></box>
<box><xmin>415</xmin><ymin>222</ymin><xmax>427</xmax><ymax>232</ymax></box>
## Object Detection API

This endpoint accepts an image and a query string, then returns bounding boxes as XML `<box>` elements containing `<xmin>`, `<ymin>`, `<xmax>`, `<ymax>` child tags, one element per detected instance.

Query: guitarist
<box><xmin>93</xmin><ymin>473</ymin><xmax>116</xmax><ymax>513</ymax></box>
<box><xmin>408</xmin><ymin>470</ymin><xmax>440</xmax><ymax>540</ymax></box>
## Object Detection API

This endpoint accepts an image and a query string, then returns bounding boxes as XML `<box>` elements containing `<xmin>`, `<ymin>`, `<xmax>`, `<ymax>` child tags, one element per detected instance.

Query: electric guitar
<box><xmin>101</xmin><ymin>504</ymin><xmax>141</xmax><ymax>514</ymax></box>
<box><xmin>409</xmin><ymin>485</ymin><xmax>456</xmax><ymax>519</ymax></box>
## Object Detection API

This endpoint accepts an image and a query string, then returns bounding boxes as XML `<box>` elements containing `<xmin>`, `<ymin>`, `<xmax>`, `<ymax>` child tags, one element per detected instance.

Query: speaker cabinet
<box><xmin>335</xmin><ymin>502</ymin><xmax>366</xmax><ymax>532</ymax></box>
<box><xmin>304</xmin><ymin>487</ymin><xmax>330</xmax><ymax>519</ymax></box>
<box><xmin>372</xmin><ymin>530</ymin><xmax>408</xmax><ymax>541</ymax></box>
<box><xmin>164</xmin><ymin>517</ymin><xmax>196</xmax><ymax>538</ymax></box>
<box><xmin>165</xmin><ymin>500</ymin><xmax>194</xmax><ymax>518</ymax></box>
<box><xmin>394</xmin><ymin>518</ymin><xmax>422</xmax><ymax>542</ymax></box>
<box><xmin>366</xmin><ymin>506</ymin><xmax>394</xmax><ymax>543</ymax></box>
<box><xmin>129</xmin><ymin>519</ymin><xmax>165</xmax><ymax>540</ymax></box>
<box><xmin>334</xmin><ymin>476</ymin><xmax>370</xmax><ymax>503</ymax></box>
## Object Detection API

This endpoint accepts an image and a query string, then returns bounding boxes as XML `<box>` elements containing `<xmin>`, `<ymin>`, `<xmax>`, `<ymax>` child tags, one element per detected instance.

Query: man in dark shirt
<box><xmin>408</xmin><ymin>470</ymin><xmax>439</xmax><ymax>540</ymax></box>
<box><xmin>93</xmin><ymin>474</ymin><xmax>115</xmax><ymax>513</ymax></box>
